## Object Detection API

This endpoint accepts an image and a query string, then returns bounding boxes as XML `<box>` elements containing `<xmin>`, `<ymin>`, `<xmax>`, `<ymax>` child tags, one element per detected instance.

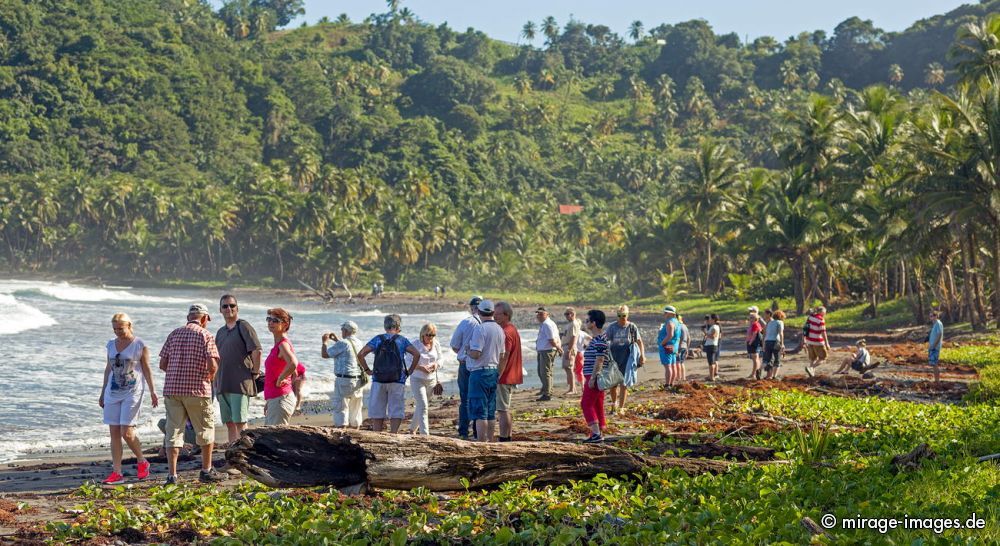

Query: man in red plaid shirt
<box><xmin>159</xmin><ymin>304</ymin><xmax>225</xmax><ymax>484</ymax></box>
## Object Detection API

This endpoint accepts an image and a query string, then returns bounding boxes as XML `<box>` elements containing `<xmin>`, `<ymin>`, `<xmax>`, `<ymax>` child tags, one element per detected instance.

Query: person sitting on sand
<box><xmin>357</xmin><ymin>314</ymin><xmax>422</xmax><ymax>433</ymax></box>
<box><xmin>99</xmin><ymin>313</ymin><xmax>157</xmax><ymax>485</ymax></box>
<box><xmin>834</xmin><ymin>339</ymin><xmax>878</xmax><ymax>375</ymax></box>
<box><xmin>262</xmin><ymin>308</ymin><xmax>300</xmax><ymax>426</ymax></box>
<box><xmin>322</xmin><ymin>321</ymin><xmax>366</xmax><ymax>429</ymax></box>
<box><xmin>580</xmin><ymin>309</ymin><xmax>610</xmax><ymax>443</ymax></box>
<box><xmin>407</xmin><ymin>323</ymin><xmax>441</xmax><ymax>435</ymax></box>
<box><xmin>606</xmin><ymin>305</ymin><xmax>645</xmax><ymax>414</ymax></box>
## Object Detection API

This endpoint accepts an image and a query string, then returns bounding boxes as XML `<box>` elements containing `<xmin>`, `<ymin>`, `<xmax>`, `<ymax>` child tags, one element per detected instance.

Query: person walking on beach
<box><xmin>580</xmin><ymin>309</ymin><xmax>609</xmax><ymax>443</ymax></box>
<box><xmin>357</xmin><ymin>314</ymin><xmax>422</xmax><ymax>433</ymax></box>
<box><xmin>407</xmin><ymin>323</ymin><xmax>441</xmax><ymax>435</ymax></box>
<box><xmin>262</xmin><ymin>308</ymin><xmax>300</xmax><ymax>426</ymax></box>
<box><xmin>605</xmin><ymin>305</ymin><xmax>645</xmax><ymax>414</ymax></box>
<box><xmin>466</xmin><ymin>300</ymin><xmax>505</xmax><ymax>442</ymax></box>
<box><xmin>534</xmin><ymin>307</ymin><xmax>563</xmax><ymax>401</ymax></box>
<box><xmin>450</xmin><ymin>296</ymin><xmax>483</xmax><ymax>439</ymax></box>
<box><xmin>746</xmin><ymin>307</ymin><xmax>764</xmax><ymax>379</ymax></box>
<box><xmin>804</xmin><ymin>306</ymin><xmax>831</xmax><ymax>377</ymax></box>
<box><xmin>159</xmin><ymin>303</ymin><xmax>224</xmax><ymax>484</ymax></box>
<box><xmin>928</xmin><ymin>310</ymin><xmax>944</xmax><ymax>385</ymax></box>
<box><xmin>658</xmin><ymin>306</ymin><xmax>681</xmax><ymax>387</ymax></box>
<box><xmin>495</xmin><ymin>301</ymin><xmax>522</xmax><ymax>442</ymax></box>
<box><xmin>560</xmin><ymin>307</ymin><xmax>582</xmax><ymax>395</ymax></box>
<box><xmin>762</xmin><ymin>310</ymin><xmax>785</xmax><ymax>380</ymax></box>
<box><xmin>322</xmin><ymin>321</ymin><xmax>365</xmax><ymax>428</ymax></box>
<box><xmin>677</xmin><ymin>314</ymin><xmax>690</xmax><ymax>382</ymax></box>
<box><xmin>214</xmin><ymin>295</ymin><xmax>262</xmax><ymax>446</ymax></box>
<box><xmin>99</xmin><ymin>313</ymin><xmax>157</xmax><ymax>485</ymax></box>
<box><xmin>704</xmin><ymin>314</ymin><xmax>721</xmax><ymax>381</ymax></box>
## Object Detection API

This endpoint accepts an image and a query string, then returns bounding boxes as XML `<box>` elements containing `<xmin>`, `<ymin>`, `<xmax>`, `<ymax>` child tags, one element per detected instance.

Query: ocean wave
<box><xmin>18</xmin><ymin>281</ymin><xmax>190</xmax><ymax>304</ymax></box>
<box><xmin>0</xmin><ymin>294</ymin><xmax>57</xmax><ymax>335</ymax></box>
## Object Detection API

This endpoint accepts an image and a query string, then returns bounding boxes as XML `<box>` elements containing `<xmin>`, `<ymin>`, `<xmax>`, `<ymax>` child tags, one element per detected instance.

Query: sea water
<box><xmin>0</xmin><ymin>279</ymin><xmax>538</xmax><ymax>463</ymax></box>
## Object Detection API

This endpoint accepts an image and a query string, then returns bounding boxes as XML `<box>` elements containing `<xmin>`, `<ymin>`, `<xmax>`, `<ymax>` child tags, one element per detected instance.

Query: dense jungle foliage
<box><xmin>2</xmin><ymin>0</ymin><xmax>1000</xmax><ymax>326</ymax></box>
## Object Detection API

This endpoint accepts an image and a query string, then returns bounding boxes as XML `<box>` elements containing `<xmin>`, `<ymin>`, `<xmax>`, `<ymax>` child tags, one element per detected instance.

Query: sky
<box><xmin>282</xmin><ymin>0</ymin><xmax>971</xmax><ymax>43</ymax></box>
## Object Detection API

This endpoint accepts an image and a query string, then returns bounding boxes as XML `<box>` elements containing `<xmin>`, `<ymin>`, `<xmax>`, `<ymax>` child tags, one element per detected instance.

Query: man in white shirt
<box><xmin>534</xmin><ymin>307</ymin><xmax>563</xmax><ymax>401</ymax></box>
<box><xmin>466</xmin><ymin>300</ymin><xmax>505</xmax><ymax>442</ymax></box>
<box><xmin>449</xmin><ymin>296</ymin><xmax>482</xmax><ymax>439</ymax></box>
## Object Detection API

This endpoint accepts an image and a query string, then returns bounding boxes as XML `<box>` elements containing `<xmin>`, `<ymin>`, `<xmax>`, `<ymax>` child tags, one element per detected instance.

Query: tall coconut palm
<box><xmin>629</xmin><ymin>20</ymin><xmax>644</xmax><ymax>43</ymax></box>
<box><xmin>541</xmin><ymin>16</ymin><xmax>559</xmax><ymax>46</ymax></box>
<box><xmin>887</xmin><ymin>64</ymin><xmax>904</xmax><ymax>86</ymax></box>
<box><xmin>670</xmin><ymin>138</ymin><xmax>744</xmax><ymax>293</ymax></box>
<box><xmin>950</xmin><ymin>14</ymin><xmax>1000</xmax><ymax>84</ymax></box>
<box><xmin>924</xmin><ymin>62</ymin><xmax>946</xmax><ymax>87</ymax></box>
<box><xmin>521</xmin><ymin>21</ymin><xmax>536</xmax><ymax>44</ymax></box>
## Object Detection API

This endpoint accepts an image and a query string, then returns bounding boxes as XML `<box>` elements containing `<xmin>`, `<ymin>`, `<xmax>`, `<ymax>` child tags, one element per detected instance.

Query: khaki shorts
<box><xmin>562</xmin><ymin>349</ymin><xmax>576</xmax><ymax>370</ymax></box>
<box><xmin>497</xmin><ymin>384</ymin><xmax>515</xmax><ymax>412</ymax></box>
<box><xmin>807</xmin><ymin>344</ymin><xmax>829</xmax><ymax>362</ymax></box>
<box><xmin>164</xmin><ymin>395</ymin><xmax>215</xmax><ymax>447</ymax></box>
<box><xmin>264</xmin><ymin>393</ymin><xmax>296</xmax><ymax>426</ymax></box>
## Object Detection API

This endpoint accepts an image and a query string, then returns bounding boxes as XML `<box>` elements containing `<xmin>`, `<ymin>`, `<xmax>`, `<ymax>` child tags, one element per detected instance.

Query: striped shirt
<box><xmin>582</xmin><ymin>333</ymin><xmax>609</xmax><ymax>376</ymax></box>
<box><xmin>160</xmin><ymin>321</ymin><xmax>220</xmax><ymax>397</ymax></box>
<box><xmin>805</xmin><ymin>314</ymin><xmax>827</xmax><ymax>346</ymax></box>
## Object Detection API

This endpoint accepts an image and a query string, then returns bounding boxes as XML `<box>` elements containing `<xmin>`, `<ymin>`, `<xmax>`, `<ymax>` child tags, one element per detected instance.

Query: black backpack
<box><xmin>372</xmin><ymin>334</ymin><xmax>405</xmax><ymax>383</ymax></box>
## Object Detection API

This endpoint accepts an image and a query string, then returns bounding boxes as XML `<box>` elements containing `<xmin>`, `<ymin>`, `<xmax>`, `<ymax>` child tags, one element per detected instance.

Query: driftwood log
<box><xmin>226</xmin><ymin>426</ymin><xmax>734</xmax><ymax>491</ymax></box>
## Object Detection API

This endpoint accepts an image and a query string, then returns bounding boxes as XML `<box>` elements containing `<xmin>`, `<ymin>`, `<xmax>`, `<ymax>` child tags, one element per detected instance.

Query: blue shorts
<box><xmin>467</xmin><ymin>368</ymin><xmax>498</xmax><ymax>421</ymax></box>
<box><xmin>928</xmin><ymin>348</ymin><xmax>940</xmax><ymax>366</ymax></box>
<box><xmin>660</xmin><ymin>352</ymin><xmax>678</xmax><ymax>366</ymax></box>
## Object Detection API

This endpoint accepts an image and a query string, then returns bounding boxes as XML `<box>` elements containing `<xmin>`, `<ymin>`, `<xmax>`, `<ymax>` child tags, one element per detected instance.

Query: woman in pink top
<box><xmin>745</xmin><ymin>309</ymin><xmax>764</xmax><ymax>380</ymax></box>
<box><xmin>263</xmin><ymin>308</ymin><xmax>299</xmax><ymax>426</ymax></box>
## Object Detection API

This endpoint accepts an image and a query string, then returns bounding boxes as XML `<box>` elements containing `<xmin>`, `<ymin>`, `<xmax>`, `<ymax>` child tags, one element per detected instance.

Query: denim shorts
<box><xmin>928</xmin><ymin>348</ymin><xmax>940</xmax><ymax>366</ymax></box>
<box><xmin>467</xmin><ymin>368</ymin><xmax>498</xmax><ymax>421</ymax></box>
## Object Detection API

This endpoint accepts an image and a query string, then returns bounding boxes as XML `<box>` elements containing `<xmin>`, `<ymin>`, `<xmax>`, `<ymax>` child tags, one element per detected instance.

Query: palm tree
<box><xmin>950</xmin><ymin>14</ymin><xmax>1000</xmax><ymax>84</ymax></box>
<box><xmin>671</xmin><ymin>139</ymin><xmax>744</xmax><ymax>292</ymax></box>
<box><xmin>386</xmin><ymin>0</ymin><xmax>401</xmax><ymax>13</ymax></box>
<box><xmin>924</xmin><ymin>62</ymin><xmax>946</xmax><ymax>87</ymax></box>
<box><xmin>888</xmin><ymin>64</ymin><xmax>904</xmax><ymax>86</ymax></box>
<box><xmin>629</xmin><ymin>20</ymin><xmax>644</xmax><ymax>43</ymax></box>
<box><xmin>541</xmin><ymin>16</ymin><xmax>559</xmax><ymax>46</ymax></box>
<box><xmin>777</xmin><ymin>94</ymin><xmax>846</xmax><ymax>194</ymax></box>
<box><xmin>521</xmin><ymin>21</ymin><xmax>536</xmax><ymax>44</ymax></box>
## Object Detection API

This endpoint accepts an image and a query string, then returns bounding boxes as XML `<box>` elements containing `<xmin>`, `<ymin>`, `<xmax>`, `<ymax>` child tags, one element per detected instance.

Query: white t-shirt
<box><xmin>468</xmin><ymin>320</ymin><xmax>505</xmax><ymax>371</ymax></box>
<box><xmin>104</xmin><ymin>337</ymin><xmax>147</xmax><ymax>401</ymax></box>
<box><xmin>704</xmin><ymin>324</ymin><xmax>721</xmax><ymax>347</ymax></box>
<box><xmin>405</xmin><ymin>337</ymin><xmax>441</xmax><ymax>381</ymax></box>
<box><xmin>536</xmin><ymin>317</ymin><xmax>560</xmax><ymax>351</ymax></box>
<box><xmin>576</xmin><ymin>330</ymin><xmax>592</xmax><ymax>353</ymax></box>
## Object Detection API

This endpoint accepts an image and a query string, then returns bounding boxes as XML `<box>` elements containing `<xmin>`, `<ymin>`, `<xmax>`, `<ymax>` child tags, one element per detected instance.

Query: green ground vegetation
<box><xmin>47</xmin><ymin>386</ymin><xmax>999</xmax><ymax>544</ymax></box>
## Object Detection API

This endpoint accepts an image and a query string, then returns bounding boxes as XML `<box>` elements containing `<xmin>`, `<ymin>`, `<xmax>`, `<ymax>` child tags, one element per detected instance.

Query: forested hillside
<box><xmin>2</xmin><ymin>0</ymin><xmax>1000</xmax><ymax>328</ymax></box>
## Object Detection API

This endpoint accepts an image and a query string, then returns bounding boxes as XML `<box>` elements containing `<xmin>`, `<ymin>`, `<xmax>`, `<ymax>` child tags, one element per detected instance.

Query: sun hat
<box><xmin>662</xmin><ymin>305</ymin><xmax>677</xmax><ymax>314</ymax></box>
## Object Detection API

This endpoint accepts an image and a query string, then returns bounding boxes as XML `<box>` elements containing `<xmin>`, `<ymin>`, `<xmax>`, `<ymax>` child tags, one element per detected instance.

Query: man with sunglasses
<box><xmin>214</xmin><ymin>295</ymin><xmax>262</xmax><ymax>446</ymax></box>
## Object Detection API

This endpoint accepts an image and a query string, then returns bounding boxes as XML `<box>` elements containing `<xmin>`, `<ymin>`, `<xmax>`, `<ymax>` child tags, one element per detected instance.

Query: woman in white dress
<box><xmin>98</xmin><ymin>313</ymin><xmax>158</xmax><ymax>485</ymax></box>
<box><xmin>408</xmin><ymin>323</ymin><xmax>441</xmax><ymax>435</ymax></box>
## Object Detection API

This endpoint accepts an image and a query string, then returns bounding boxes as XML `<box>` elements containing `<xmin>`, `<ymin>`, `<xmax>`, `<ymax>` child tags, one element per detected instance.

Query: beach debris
<box><xmin>226</xmin><ymin>427</ymin><xmax>736</xmax><ymax>491</ymax></box>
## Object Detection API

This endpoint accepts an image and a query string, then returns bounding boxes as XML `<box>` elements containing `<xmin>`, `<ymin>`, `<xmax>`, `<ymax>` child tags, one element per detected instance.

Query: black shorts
<box><xmin>762</xmin><ymin>340</ymin><xmax>781</xmax><ymax>368</ymax></box>
<box><xmin>611</xmin><ymin>345</ymin><xmax>631</xmax><ymax>375</ymax></box>
<box><xmin>704</xmin><ymin>345</ymin><xmax>719</xmax><ymax>365</ymax></box>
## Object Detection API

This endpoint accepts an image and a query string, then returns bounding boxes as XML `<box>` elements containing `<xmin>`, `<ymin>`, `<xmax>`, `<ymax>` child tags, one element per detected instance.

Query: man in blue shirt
<box><xmin>927</xmin><ymin>310</ymin><xmax>944</xmax><ymax>385</ymax></box>
<box><xmin>357</xmin><ymin>314</ymin><xmax>422</xmax><ymax>433</ymax></box>
<box><xmin>449</xmin><ymin>296</ymin><xmax>482</xmax><ymax>439</ymax></box>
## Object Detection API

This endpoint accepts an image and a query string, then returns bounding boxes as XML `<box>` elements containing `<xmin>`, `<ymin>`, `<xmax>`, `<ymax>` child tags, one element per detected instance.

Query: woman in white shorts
<box><xmin>407</xmin><ymin>323</ymin><xmax>441</xmax><ymax>435</ymax></box>
<box><xmin>99</xmin><ymin>313</ymin><xmax>158</xmax><ymax>485</ymax></box>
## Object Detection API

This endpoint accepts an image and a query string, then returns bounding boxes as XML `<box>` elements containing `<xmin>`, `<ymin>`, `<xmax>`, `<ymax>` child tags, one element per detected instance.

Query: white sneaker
<box><xmin>805</xmin><ymin>366</ymin><xmax>815</xmax><ymax>378</ymax></box>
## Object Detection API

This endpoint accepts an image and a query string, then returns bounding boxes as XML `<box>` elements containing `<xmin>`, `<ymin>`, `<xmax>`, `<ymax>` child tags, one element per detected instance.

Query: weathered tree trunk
<box><xmin>969</xmin><ymin>232</ymin><xmax>989</xmax><ymax>326</ymax></box>
<box><xmin>791</xmin><ymin>255</ymin><xmax>805</xmax><ymax>314</ymax></box>
<box><xmin>960</xmin><ymin>233</ymin><xmax>982</xmax><ymax>330</ymax></box>
<box><xmin>227</xmin><ymin>427</ymin><xmax>733</xmax><ymax>491</ymax></box>
<box><xmin>993</xmin><ymin>228</ymin><xmax>1000</xmax><ymax>328</ymax></box>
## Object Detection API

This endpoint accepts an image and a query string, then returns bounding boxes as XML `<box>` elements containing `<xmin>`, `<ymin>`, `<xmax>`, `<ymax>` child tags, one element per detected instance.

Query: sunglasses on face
<box><xmin>424</xmin><ymin>333</ymin><xmax>436</xmax><ymax>338</ymax></box>
<box><xmin>617</xmin><ymin>314</ymin><xmax>627</xmax><ymax>318</ymax></box>
<box><xmin>221</xmin><ymin>303</ymin><xmax>237</xmax><ymax>309</ymax></box>
<box><xmin>265</xmin><ymin>316</ymin><xmax>283</xmax><ymax>323</ymax></box>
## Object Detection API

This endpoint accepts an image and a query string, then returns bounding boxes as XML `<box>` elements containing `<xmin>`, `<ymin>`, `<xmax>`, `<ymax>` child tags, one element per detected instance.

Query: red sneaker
<box><xmin>102</xmin><ymin>471</ymin><xmax>125</xmax><ymax>485</ymax></box>
<box><xmin>136</xmin><ymin>460</ymin><xmax>150</xmax><ymax>480</ymax></box>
